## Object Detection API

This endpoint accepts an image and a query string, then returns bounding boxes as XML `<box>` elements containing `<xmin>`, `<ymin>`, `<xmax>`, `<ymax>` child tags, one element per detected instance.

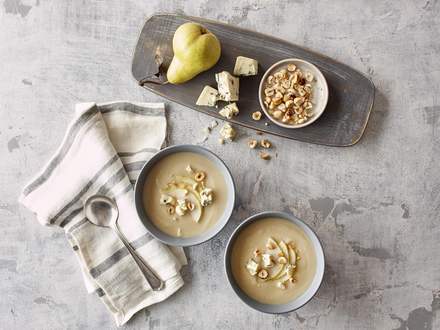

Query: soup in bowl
<box><xmin>225</xmin><ymin>211</ymin><xmax>325</xmax><ymax>313</ymax></box>
<box><xmin>134</xmin><ymin>145</ymin><xmax>235</xmax><ymax>246</ymax></box>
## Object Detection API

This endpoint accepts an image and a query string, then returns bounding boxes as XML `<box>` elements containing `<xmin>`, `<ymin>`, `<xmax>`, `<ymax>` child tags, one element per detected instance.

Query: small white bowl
<box><xmin>258</xmin><ymin>58</ymin><xmax>329</xmax><ymax>129</ymax></box>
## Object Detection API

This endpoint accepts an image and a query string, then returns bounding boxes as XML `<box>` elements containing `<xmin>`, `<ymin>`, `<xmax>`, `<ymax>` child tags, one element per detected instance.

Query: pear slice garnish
<box><xmin>268</xmin><ymin>263</ymin><xmax>285</xmax><ymax>280</ymax></box>
<box><xmin>288</xmin><ymin>245</ymin><xmax>297</xmax><ymax>266</ymax></box>
<box><xmin>189</xmin><ymin>195</ymin><xmax>202</xmax><ymax>223</ymax></box>
<box><xmin>279</xmin><ymin>240</ymin><xmax>290</xmax><ymax>263</ymax></box>
<box><xmin>173</xmin><ymin>175</ymin><xmax>198</xmax><ymax>187</ymax></box>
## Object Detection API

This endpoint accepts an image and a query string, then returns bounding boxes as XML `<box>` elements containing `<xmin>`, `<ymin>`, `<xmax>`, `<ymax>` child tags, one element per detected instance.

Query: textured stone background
<box><xmin>1</xmin><ymin>0</ymin><xmax>439</xmax><ymax>329</ymax></box>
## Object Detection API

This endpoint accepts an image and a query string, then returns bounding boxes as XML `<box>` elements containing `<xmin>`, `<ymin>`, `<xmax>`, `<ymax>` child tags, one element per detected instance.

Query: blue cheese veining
<box><xmin>215</xmin><ymin>71</ymin><xmax>239</xmax><ymax>101</ymax></box>
<box><xmin>233</xmin><ymin>56</ymin><xmax>258</xmax><ymax>76</ymax></box>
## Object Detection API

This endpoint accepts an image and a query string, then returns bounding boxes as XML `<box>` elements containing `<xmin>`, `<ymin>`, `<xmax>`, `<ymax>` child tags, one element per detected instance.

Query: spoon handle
<box><xmin>113</xmin><ymin>226</ymin><xmax>165</xmax><ymax>291</ymax></box>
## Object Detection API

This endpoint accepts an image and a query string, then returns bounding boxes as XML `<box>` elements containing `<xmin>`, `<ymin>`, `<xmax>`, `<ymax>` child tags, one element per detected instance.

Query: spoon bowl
<box><xmin>84</xmin><ymin>195</ymin><xmax>119</xmax><ymax>227</ymax></box>
<box><xmin>83</xmin><ymin>195</ymin><xmax>165</xmax><ymax>291</ymax></box>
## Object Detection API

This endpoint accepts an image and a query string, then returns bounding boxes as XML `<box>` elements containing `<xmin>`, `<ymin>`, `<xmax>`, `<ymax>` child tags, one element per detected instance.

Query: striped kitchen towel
<box><xmin>19</xmin><ymin>101</ymin><xmax>187</xmax><ymax>326</ymax></box>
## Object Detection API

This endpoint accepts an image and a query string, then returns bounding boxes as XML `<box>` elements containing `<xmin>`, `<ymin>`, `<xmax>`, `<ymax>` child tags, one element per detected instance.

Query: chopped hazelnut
<box><xmin>195</xmin><ymin>172</ymin><xmax>206</xmax><ymax>182</ymax></box>
<box><xmin>260</xmin><ymin>139</ymin><xmax>271</xmax><ymax>149</ymax></box>
<box><xmin>259</xmin><ymin>152</ymin><xmax>271</xmax><ymax>160</ymax></box>
<box><xmin>252</xmin><ymin>111</ymin><xmax>262</xmax><ymax>121</ymax></box>
<box><xmin>257</xmin><ymin>269</ymin><xmax>269</xmax><ymax>279</ymax></box>
<box><xmin>248</xmin><ymin>139</ymin><xmax>258</xmax><ymax>149</ymax></box>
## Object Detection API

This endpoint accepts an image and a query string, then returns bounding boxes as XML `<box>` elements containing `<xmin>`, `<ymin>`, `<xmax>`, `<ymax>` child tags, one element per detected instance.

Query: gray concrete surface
<box><xmin>1</xmin><ymin>0</ymin><xmax>439</xmax><ymax>329</ymax></box>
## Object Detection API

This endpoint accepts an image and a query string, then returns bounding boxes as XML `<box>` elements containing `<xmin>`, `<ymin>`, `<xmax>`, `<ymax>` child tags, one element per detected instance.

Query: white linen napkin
<box><xmin>19</xmin><ymin>101</ymin><xmax>187</xmax><ymax>326</ymax></box>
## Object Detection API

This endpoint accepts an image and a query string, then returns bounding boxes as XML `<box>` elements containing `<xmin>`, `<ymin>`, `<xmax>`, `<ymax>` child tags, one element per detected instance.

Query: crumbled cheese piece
<box><xmin>196</xmin><ymin>86</ymin><xmax>219</xmax><ymax>106</ymax></box>
<box><xmin>186</xmin><ymin>165</ymin><xmax>194</xmax><ymax>173</ymax></box>
<box><xmin>175</xmin><ymin>199</ymin><xmax>188</xmax><ymax>216</ymax></box>
<box><xmin>215</xmin><ymin>71</ymin><xmax>239</xmax><ymax>101</ymax></box>
<box><xmin>246</xmin><ymin>259</ymin><xmax>260</xmax><ymax>276</ymax></box>
<box><xmin>209</xmin><ymin>120</ymin><xmax>218</xmax><ymax>129</ymax></box>
<box><xmin>262</xmin><ymin>253</ymin><xmax>273</xmax><ymax>268</ymax></box>
<box><xmin>159</xmin><ymin>194</ymin><xmax>174</xmax><ymax>205</ymax></box>
<box><xmin>219</xmin><ymin>123</ymin><xmax>236</xmax><ymax>141</ymax></box>
<box><xmin>200</xmin><ymin>188</ymin><xmax>213</xmax><ymax>207</ymax></box>
<box><xmin>233</xmin><ymin>56</ymin><xmax>258</xmax><ymax>76</ymax></box>
<box><xmin>277</xmin><ymin>281</ymin><xmax>286</xmax><ymax>290</ymax></box>
<box><xmin>219</xmin><ymin>102</ymin><xmax>239</xmax><ymax>119</ymax></box>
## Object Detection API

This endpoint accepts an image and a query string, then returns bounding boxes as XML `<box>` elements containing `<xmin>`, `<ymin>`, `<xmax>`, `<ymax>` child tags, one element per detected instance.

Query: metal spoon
<box><xmin>84</xmin><ymin>195</ymin><xmax>164</xmax><ymax>291</ymax></box>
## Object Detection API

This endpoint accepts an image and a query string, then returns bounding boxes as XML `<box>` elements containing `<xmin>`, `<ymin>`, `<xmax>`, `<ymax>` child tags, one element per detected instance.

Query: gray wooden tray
<box><xmin>132</xmin><ymin>14</ymin><xmax>375</xmax><ymax>147</ymax></box>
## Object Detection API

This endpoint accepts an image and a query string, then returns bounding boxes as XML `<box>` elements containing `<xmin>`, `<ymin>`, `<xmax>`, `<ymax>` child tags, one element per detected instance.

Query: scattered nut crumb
<box><xmin>259</xmin><ymin>152</ymin><xmax>271</xmax><ymax>160</ymax></box>
<box><xmin>256</xmin><ymin>131</ymin><xmax>264</xmax><ymax>135</ymax></box>
<box><xmin>218</xmin><ymin>138</ymin><xmax>225</xmax><ymax>144</ymax></box>
<box><xmin>260</xmin><ymin>139</ymin><xmax>271</xmax><ymax>148</ymax></box>
<box><xmin>252</xmin><ymin>111</ymin><xmax>262</xmax><ymax>121</ymax></box>
<box><xmin>209</xmin><ymin>120</ymin><xmax>218</xmax><ymax>129</ymax></box>
<box><xmin>248</xmin><ymin>139</ymin><xmax>257</xmax><ymax>149</ymax></box>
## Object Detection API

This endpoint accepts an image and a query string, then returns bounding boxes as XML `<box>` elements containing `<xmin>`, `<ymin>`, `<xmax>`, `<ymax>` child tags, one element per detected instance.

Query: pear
<box><xmin>167</xmin><ymin>22</ymin><xmax>221</xmax><ymax>84</ymax></box>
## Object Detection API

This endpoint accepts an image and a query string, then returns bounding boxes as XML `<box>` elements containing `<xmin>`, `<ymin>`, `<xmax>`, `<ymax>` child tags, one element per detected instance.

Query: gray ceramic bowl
<box><xmin>134</xmin><ymin>145</ymin><xmax>236</xmax><ymax>247</ymax></box>
<box><xmin>224</xmin><ymin>211</ymin><xmax>325</xmax><ymax>313</ymax></box>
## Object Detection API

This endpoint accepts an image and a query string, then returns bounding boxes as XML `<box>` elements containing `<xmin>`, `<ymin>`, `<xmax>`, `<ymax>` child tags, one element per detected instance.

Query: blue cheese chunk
<box><xmin>246</xmin><ymin>259</ymin><xmax>260</xmax><ymax>276</ymax></box>
<box><xmin>215</xmin><ymin>71</ymin><xmax>239</xmax><ymax>101</ymax></box>
<box><xmin>200</xmin><ymin>188</ymin><xmax>213</xmax><ymax>207</ymax></box>
<box><xmin>175</xmin><ymin>199</ymin><xmax>188</xmax><ymax>216</ymax></box>
<box><xmin>233</xmin><ymin>56</ymin><xmax>258</xmax><ymax>76</ymax></box>
<box><xmin>262</xmin><ymin>253</ymin><xmax>274</xmax><ymax>268</ymax></box>
<box><xmin>196</xmin><ymin>86</ymin><xmax>219</xmax><ymax>107</ymax></box>
<box><xmin>219</xmin><ymin>102</ymin><xmax>239</xmax><ymax>119</ymax></box>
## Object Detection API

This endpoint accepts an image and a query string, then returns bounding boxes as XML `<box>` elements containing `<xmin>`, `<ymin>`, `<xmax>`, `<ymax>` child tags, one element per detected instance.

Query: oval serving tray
<box><xmin>132</xmin><ymin>14</ymin><xmax>375</xmax><ymax>147</ymax></box>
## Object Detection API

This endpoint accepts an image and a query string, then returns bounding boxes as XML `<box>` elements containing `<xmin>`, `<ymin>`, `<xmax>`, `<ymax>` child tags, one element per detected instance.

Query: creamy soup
<box><xmin>143</xmin><ymin>152</ymin><xmax>228</xmax><ymax>238</ymax></box>
<box><xmin>231</xmin><ymin>217</ymin><xmax>317</xmax><ymax>305</ymax></box>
